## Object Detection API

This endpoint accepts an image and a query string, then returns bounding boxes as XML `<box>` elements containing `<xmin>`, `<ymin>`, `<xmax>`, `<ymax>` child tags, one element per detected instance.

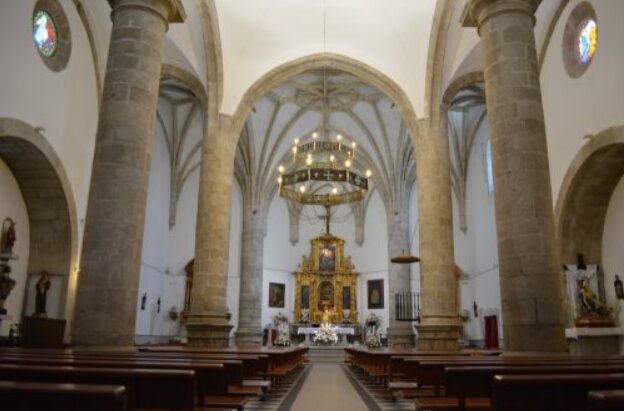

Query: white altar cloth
<box><xmin>297</xmin><ymin>326</ymin><xmax>355</xmax><ymax>335</ymax></box>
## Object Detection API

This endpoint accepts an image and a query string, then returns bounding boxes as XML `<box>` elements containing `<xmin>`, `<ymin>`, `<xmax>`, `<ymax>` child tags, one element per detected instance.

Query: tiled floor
<box><xmin>287</xmin><ymin>364</ymin><xmax>372</xmax><ymax>411</ymax></box>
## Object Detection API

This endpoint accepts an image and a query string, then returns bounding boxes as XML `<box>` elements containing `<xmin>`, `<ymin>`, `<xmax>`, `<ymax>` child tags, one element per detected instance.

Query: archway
<box><xmin>556</xmin><ymin>125</ymin><xmax>624</xmax><ymax>265</ymax></box>
<box><xmin>0</xmin><ymin>118</ymin><xmax>77</xmax><ymax>335</ymax></box>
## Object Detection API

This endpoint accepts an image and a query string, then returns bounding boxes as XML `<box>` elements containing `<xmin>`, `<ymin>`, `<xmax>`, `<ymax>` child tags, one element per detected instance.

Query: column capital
<box><xmin>462</xmin><ymin>0</ymin><xmax>541</xmax><ymax>29</ymax></box>
<box><xmin>108</xmin><ymin>0</ymin><xmax>186</xmax><ymax>23</ymax></box>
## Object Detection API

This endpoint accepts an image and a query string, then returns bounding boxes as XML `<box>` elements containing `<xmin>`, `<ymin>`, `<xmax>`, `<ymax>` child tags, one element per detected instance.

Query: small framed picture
<box><xmin>367</xmin><ymin>279</ymin><xmax>384</xmax><ymax>309</ymax></box>
<box><xmin>269</xmin><ymin>282</ymin><xmax>285</xmax><ymax>308</ymax></box>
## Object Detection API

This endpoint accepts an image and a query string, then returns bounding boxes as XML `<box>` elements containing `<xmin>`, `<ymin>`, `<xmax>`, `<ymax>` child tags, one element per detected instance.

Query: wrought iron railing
<box><xmin>395</xmin><ymin>292</ymin><xmax>421</xmax><ymax>322</ymax></box>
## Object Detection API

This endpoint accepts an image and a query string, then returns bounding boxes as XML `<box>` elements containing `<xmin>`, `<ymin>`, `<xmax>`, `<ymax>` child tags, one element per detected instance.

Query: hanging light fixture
<box><xmin>390</xmin><ymin>219</ymin><xmax>420</xmax><ymax>265</ymax></box>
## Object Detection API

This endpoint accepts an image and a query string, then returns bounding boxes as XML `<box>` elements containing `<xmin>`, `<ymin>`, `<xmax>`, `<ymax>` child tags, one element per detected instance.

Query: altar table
<box><xmin>297</xmin><ymin>326</ymin><xmax>355</xmax><ymax>345</ymax></box>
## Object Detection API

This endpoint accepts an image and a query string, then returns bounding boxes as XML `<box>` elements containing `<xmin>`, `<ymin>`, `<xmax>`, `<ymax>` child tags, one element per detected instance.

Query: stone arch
<box><xmin>230</xmin><ymin>53</ymin><xmax>420</xmax><ymax>144</ymax></box>
<box><xmin>0</xmin><ymin>118</ymin><xmax>78</xmax><ymax>322</ymax></box>
<box><xmin>555</xmin><ymin>125</ymin><xmax>624</xmax><ymax>265</ymax></box>
<box><xmin>441</xmin><ymin>71</ymin><xmax>485</xmax><ymax>111</ymax></box>
<box><xmin>161</xmin><ymin>63</ymin><xmax>207</xmax><ymax>108</ymax></box>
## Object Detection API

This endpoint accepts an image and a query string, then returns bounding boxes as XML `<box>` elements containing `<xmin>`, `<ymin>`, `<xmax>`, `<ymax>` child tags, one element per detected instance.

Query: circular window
<box><xmin>563</xmin><ymin>2</ymin><xmax>598</xmax><ymax>78</ymax></box>
<box><xmin>32</xmin><ymin>0</ymin><xmax>71</xmax><ymax>72</ymax></box>
<box><xmin>33</xmin><ymin>10</ymin><xmax>58</xmax><ymax>57</ymax></box>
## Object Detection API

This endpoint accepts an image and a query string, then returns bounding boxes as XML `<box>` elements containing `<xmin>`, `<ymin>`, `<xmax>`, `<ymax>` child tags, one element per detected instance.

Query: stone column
<box><xmin>386</xmin><ymin>202</ymin><xmax>415</xmax><ymax>347</ymax></box>
<box><xmin>464</xmin><ymin>0</ymin><xmax>567</xmax><ymax>352</ymax></box>
<box><xmin>184</xmin><ymin>116</ymin><xmax>236</xmax><ymax>346</ymax></box>
<box><xmin>414</xmin><ymin>118</ymin><xmax>461</xmax><ymax>351</ymax></box>
<box><xmin>72</xmin><ymin>0</ymin><xmax>184</xmax><ymax>346</ymax></box>
<box><xmin>235</xmin><ymin>206</ymin><xmax>265</xmax><ymax>346</ymax></box>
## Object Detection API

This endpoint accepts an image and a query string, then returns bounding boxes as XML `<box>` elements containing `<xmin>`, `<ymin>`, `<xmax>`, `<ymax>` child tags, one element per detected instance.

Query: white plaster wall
<box><xmin>135</xmin><ymin>119</ymin><xmax>172</xmax><ymax>338</ymax></box>
<box><xmin>541</xmin><ymin>0</ymin><xmax>624</xmax><ymax>201</ymax></box>
<box><xmin>452</xmin><ymin>119</ymin><xmax>502</xmax><ymax>345</ymax></box>
<box><xmin>0</xmin><ymin>160</ymin><xmax>30</xmax><ymax>336</ymax></box>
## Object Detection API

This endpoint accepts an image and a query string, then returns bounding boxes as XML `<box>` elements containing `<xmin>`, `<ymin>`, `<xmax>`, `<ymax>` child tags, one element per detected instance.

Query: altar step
<box><xmin>306</xmin><ymin>347</ymin><xmax>346</xmax><ymax>364</ymax></box>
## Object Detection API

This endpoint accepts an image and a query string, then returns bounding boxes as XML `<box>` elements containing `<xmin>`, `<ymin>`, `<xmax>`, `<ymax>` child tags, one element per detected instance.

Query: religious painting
<box><xmin>301</xmin><ymin>285</ymin><xmax>310</xmax><ymax>309</ymax></box>
<box><xmin>268</xmin><ymin>282</ymin><xmax>285</xmax><ymax>308</ymax></box>
<box><xmin>342</xmin><ymin>286</ymin><xmax>351</xmax><ymax>309</ymax></box>
<box><xmin>367</xmin><ymin>279</ymin><xmax>384</xmax><ymax>309</ymax></box>
<box><xmin>319</xmin><ymin>245</ymin><xmax>336</xmax><ymax>272</ymax></box>
<box><xmin>318</xmin><ymin>281</ymin><xmax>334</xmax><ymax>309</ymax></box>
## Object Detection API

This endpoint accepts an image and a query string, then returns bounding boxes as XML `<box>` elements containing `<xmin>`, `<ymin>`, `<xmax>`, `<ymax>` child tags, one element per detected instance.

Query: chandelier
<box><xmin>277</xmin><ymin>131</ymin><xmax>372</xmax><ymax>207</ymax></box>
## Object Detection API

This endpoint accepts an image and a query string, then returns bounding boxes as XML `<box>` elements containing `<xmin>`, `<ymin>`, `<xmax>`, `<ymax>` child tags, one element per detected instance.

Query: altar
<box><xmin>297</xmin><ymin>325</ymin><xmax>355</xmax><ymax>345</ymax></box>
<box><xmin>292</xmin><ymin>233</ymin><xmax>359</xmax><ymax>325</ymax></box>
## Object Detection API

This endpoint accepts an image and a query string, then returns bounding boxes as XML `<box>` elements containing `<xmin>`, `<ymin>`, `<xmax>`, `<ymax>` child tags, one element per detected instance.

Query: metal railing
<box><xmin>395</xmin><ymin>292</ymin><xmax>421</xmax><ymax>322</ymax></box>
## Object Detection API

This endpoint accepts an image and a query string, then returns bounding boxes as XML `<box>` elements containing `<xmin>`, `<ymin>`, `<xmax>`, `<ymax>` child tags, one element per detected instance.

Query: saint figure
<box><xmin>35</xmin><ymin>271</ymin><xmax>51</xmax><ymax>317</ymax></box>
<box><xmin>1</xmin><ymin>219</ymin><xmax>16</xmax><ymax>255</ymax></box>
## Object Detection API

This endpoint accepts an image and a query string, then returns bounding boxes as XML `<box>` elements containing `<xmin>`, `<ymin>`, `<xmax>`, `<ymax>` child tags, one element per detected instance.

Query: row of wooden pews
<box><xmin>0</xmin><ymin>345</ymin><xmax>308</xmax><ymax>411</ymax></box>
<box><xmin>345</xmin><ymin>346</ymin><xmax>624</xmax><ymax>411</ymax></box>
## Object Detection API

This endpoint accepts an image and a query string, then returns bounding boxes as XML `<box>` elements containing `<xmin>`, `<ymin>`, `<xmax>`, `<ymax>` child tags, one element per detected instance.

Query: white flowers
<box><xmin>313</xmin><ymin>322</ymin><xmax>338</xmax><ymax>345</ymax></box>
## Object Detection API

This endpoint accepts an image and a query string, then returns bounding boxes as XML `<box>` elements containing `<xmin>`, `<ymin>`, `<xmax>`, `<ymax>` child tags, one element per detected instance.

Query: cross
<box><xmin>320</xmin><ymin>204</ymin><xmax>332</xmax><ymax>234</ymax></box>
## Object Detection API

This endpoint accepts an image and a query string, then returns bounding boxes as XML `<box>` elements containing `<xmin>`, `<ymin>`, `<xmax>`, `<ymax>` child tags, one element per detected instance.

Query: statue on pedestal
<box><xmin>34</xmin><ymin>271</ymin><xmax>51</xmax><ymax>317</ymax></box>
<box><xmin>0</xmin><ymin>218</ymin><xmax>16</xmax><ymax>256</ymax></box>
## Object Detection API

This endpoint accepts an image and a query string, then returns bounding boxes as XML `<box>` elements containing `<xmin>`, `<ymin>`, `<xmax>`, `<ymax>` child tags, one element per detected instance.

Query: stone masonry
<box><xmin>185</xmin><ymin>116</ymin><xmax>236</xmax><ymax>346</ymax></box>
<box><xmin>235</xmin><ymin>209</ymin><xmax>265</xmax><ymax>346</ymax></box>
<box><xmin>464</xmin><ymin>0</ymin><xmax>567</xmax><ymax>352</ymax></box>
<box><xmin>73</xmin><ymin>0</ymin><xmax>184</xmax><ymax>346</ymax></box>
<box><xmin>415</xmin><ymin>118</ymin><xmax>461</xmax><ymax>351</ymax></box>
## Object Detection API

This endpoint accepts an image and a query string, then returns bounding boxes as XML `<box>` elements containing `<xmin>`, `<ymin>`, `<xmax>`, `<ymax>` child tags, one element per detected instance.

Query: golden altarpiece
<box><xmin>293</xmin><ymin>233</ymin><xmax>359</xmax><ymax>324</ymax></box>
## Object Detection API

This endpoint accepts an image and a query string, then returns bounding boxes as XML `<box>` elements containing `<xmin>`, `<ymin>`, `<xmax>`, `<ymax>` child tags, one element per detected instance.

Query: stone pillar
<box><xmin>414</xmin><ymin>118</ymin><xmax>461</xmax><ymax>351</ymax></box>
<box><xmin>72</xmin><ymin>0</ymin><xmax>184</xmax><ymax>346</ymax></box>
<box><xmin>464</xmin><ymin>0</ymin><xmax>567</xmax><ymax>352</ymax></box>
<box><xmin>386</xmin><ymin>202</ymin><xmax>415</xmax><ymax>347</ymax></box>
<box><xmin>184</xmin><ymin>116</ymin><xmax>236</xmax><ymax>346</ymax></box>
<box><xmin>235</xmin><ymin>207</ymin><xmax>265</xmax><ymax>346</ymax></box>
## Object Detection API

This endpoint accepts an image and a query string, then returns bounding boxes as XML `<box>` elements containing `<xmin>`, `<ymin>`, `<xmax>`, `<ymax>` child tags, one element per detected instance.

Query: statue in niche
<box><xmin>1</xmin><ymin>218</ymin><xmax>16</xmax><ymax>255</ymax></box>
<box><xmin>578</xmin><ymin>277</ymin><xmax>610</xmax><ymax>318</ymax></box>
<box><xmin>34</xmin><ymin>271</ymin><xmax>51</xmax><ymax>317</ymax></box>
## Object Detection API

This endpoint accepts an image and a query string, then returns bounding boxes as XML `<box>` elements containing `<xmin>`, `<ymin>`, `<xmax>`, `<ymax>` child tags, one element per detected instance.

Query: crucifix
<box><xmin>321</xmin><ymin>204</ymin><xmax>332</xmax><ymax>235</ymax></box>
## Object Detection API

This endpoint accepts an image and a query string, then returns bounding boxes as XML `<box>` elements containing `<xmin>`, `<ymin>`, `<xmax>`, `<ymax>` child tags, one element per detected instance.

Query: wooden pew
<box><xmin>0</xmin><ymin>381</ymin><xmax>126</xmax><ymax>411</ymax></box>
<box><xmin>587</xmin><ymin>390</ymin><xmax>624</xmax><ymax>411</ymax></box>
<box><xmin>0</xmin><ymin>354</ymin><xmax>249</xmax><ymax>410</ymax></box>
<box><xmin>0</xmin><ymin>363</ymin><xmax>195</xmax><ymax>411</ymax></box>
<box><xmin>492</xmin><ymin>373</ymin><xmax>624</xmax><ymax>411</ymax></box>
<box><xmin>431</xmin><ymin>365</ymin><xmax>624</xmax><ymax>411</ymax></box>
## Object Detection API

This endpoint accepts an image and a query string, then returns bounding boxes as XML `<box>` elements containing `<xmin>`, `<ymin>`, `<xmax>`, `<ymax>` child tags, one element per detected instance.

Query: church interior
<box><xmin>1</xmin><ymin>0</ymin><xmax>624</xmax><ymax>410</ymax></box>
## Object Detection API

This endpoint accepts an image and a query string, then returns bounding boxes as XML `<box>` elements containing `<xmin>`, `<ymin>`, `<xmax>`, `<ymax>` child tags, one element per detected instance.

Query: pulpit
<box><xmin>293</xmin><ymin>234</ymin><xmax>359</xmax><ymax>324</ymax></box>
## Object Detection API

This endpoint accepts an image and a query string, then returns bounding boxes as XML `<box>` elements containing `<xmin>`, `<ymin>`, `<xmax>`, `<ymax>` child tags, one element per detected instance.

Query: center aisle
<box><xmin>286</xmin><ymin>364</ymin><xmax>372</xmax><ymax>411</ymax></box>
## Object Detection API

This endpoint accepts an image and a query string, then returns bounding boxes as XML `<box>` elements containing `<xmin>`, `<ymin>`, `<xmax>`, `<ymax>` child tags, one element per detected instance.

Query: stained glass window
<box><xmin>33</xmin><ymin>10</ymin><xmax>57</xmax><ymax>58</ymax></box>
<box><xmin>485</xmin><ymin>140</ymin><xmax>494</xmax><ymax>194</ymax></box>
<box><xmin>577</xmin><ymin>18</ymin><xmax>597</xmax><ymax>65</ymax></box>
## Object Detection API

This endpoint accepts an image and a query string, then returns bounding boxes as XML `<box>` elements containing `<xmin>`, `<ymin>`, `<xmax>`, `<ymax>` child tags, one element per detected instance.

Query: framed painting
<box><xmin>319</xmin><ymin>245</ymin><xmax>336</xmax><ymax>272</ymax></box>
<box><xmin>268</xmin><ymin>282</ymin><xmax>285</xmax><ymax>308</ymax></box>
<box><xmin>367</xmin><ymin>279</ymin><xmax>384</xmax><ymax>309</ymax></box>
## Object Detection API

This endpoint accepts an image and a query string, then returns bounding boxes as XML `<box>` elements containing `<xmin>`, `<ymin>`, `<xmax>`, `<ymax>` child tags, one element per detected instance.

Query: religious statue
<box><xmin>1</xmin><ymin>218</ymin><xmax>16</xmax><ymax>255</ymax></box>
<box><xmin>34</xmin><ymin>270</ymin><xmax>51</xmax><ymax>317</ymax></box>
<box><xmin>0</xmin><ymin>265</ymin><xmax>16</xmax><ymax>315</ymax></box>
<box><xmin>577</xmin><ymin>277</ymin><xmax>610</xmax><ymax>318</ymax></box>
<box><xmin>321</xmin><ymin>306</ymin><xmax>332</xmax><ymax>324</ymax></box>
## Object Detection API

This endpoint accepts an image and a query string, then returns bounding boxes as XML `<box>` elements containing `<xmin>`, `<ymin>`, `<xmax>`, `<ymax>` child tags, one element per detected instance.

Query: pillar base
<box><xmin>416</xmin><ymin>323</ymin><xmax>462</xmax><ymax>351</ymax></box>
<box><xmin>235</xmin><ymin>327</ymin><xmax>264</xmax><ymax>347</ymax></box>
<box><xmin>184</xmin><ymin>313</ymin><xmax>232</xmax><ymax>347</ymax></box>
<box><xmin>386</xmin><ymin>325</ymin><xmax>415</xmax><ymax>348</ymax></box>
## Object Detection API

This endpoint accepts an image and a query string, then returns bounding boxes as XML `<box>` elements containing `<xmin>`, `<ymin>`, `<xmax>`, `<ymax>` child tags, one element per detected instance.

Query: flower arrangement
<box><xmin>364</xmin><ymin>313</ymin><xmax>382</xmax><ymax>349</ymax></box>
<box><xmin>313</xmin><ymin>322</ymin><xmax>338</xmax><ymax>345</ymax></box>
<box><xmin>272</xmin><ymin>312</ymin><xmax>291</xmax><ymax>347</ymax></box>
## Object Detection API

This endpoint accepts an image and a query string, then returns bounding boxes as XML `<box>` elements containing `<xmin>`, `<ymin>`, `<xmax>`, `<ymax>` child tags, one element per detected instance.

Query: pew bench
<box><xmin>587</xmin><ymin>390</ymin><xmax>624</xmax><ymax>411</ymax></box>
<box><xmin>0</xmin><ymin>380</ymin><xmax>127</xmax><ymax>411</ymax></box>
<box><xmin>492</xmin><ymin>373</ymin><xmax>624</xmax><ymax>411</ymax></box>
